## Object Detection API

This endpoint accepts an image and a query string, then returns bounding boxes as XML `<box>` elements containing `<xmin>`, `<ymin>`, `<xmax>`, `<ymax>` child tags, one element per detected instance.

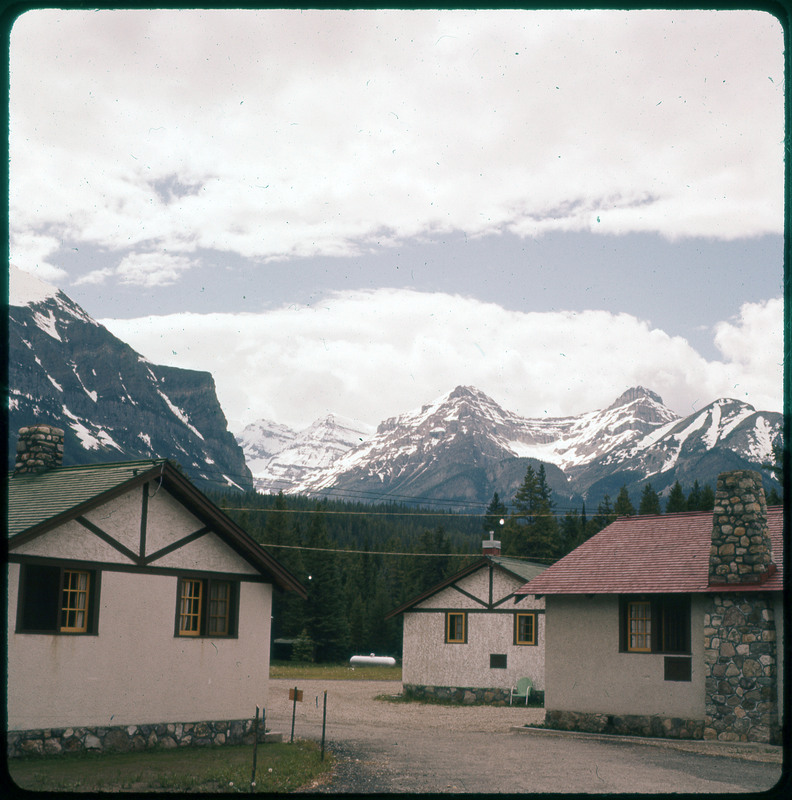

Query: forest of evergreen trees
<box><xmin>208</xmin><ymin>460</ymin><xmax>782</xmax><ymax>662</ymax></box>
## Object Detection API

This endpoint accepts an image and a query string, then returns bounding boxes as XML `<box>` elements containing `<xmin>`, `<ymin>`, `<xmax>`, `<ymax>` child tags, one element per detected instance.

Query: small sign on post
<box><xmin>289</xmin><ymin>686</ymin><xmax>301</xmax><ymax>743</ymax></box>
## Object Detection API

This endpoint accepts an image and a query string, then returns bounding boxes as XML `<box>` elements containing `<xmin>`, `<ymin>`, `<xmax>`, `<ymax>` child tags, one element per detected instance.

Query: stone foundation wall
<box><xmin>703</xmin><ymin>594</ymin><xmax>780</xmax><ymax>744</ymax></box>
<box><xmin>8</xmin><ymin>717</ymin><xmax>269</xmax><ymax>759</ymax></box>
<box><xmin>403</xmin><ymin>683</ymin><xmax>543</xmax><ymax>706</ymax></box>
<box><xmin>544</xmin><ymin>709</ymin><xmax>704</xmax><ymax>740</ymax></box>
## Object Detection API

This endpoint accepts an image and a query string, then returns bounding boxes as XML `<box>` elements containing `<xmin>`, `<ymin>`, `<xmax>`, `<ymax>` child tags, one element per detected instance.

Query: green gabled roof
<box><xmin>489</xmin><ymin>555</ymin><xmax>549</xmax><ymax>583</ymax></box>
<box><xmin>7</xmin><ymin>459</ymin><xmax>168</xmax><ymax>538</ymax></box>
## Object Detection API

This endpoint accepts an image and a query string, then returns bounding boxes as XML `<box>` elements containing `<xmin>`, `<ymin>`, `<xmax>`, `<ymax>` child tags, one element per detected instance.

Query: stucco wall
<box><xmin>544</xmin><ymin>595</ymin><xmax>706</xmax><ymax>719</ymax></box>
<box><xmin>11</xmin><ymin>484</ymin><xmax>259</xmax><ymax>576</ymax></box>
<box><xmin>8</xmin><ymin>481</ymin><xmax>274</xmax><ymax>732</ymax></box>
<box><xmin>8</xmin><ymin>564</ymin><xmax>272</xmax><ymax>730</ymax></box>
<box><xmin>401</xmin><ymin>583</ymin><xmax>545</xmax><ymax>690</ymax></box>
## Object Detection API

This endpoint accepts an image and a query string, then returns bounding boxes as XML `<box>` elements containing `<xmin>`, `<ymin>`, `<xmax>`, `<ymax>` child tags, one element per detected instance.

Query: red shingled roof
<box><xmin>515</xmin><ymin>507</ymin><xmax>784</xmax><ymax>596</ymax></box>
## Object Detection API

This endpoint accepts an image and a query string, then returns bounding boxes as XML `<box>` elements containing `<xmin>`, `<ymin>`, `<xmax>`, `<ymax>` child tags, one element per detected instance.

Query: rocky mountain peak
<box><xmin>609</xmin><ymin>386</ymin><xmax>664</xmax><ymax>408</ymax></box>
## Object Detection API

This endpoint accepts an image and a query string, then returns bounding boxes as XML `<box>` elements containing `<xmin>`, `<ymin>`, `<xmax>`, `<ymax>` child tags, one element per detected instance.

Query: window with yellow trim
<box><xmin>16</xmin><ymin>563</ymin><xmax>99</xmax><ymax>635</ymax></box>
<box><xmin>514</xmin><ymin>612</ymin><xmax>537</xmax><ymax>646</ymax></box>
<box><xmin>620</xmin><ymin>596</ymin><xmax>690</xmax><ymax>654</ymax></box>
<box><xmin>176</xmin><ymin>577</ymin><xmax>237</xmax><ymax>638</ymax></box>
<box><xmin>627</xmin><ymin>601</ymin><xmax>652</xmax><ymax>652</ymax></box>
<box><xmin>60</xmin><ymin>570</ymin><xmax>91</xmax><ymax>632</ymax></box>
<box><xmin>178</xmin><ymin>578</ymin><xmax>203</xmax><ymax>636</ymax></box>
<box><xmin>445</xmin><ymin>612</ymin><xmax>466</xmax><ymax>643</ymax></box>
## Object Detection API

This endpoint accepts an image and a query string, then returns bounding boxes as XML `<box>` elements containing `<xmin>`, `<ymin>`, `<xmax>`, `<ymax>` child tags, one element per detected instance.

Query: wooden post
<box><xmin>250</xmin><ymin>705</ymin><xmax>260</xmax><ymax>792</ymax></box>
<box><xmin>320</xmin><ymin>690</ymin><xmax>327</xmax><ymax>761</ymax></box>
<box><xmin>291</xmin><ymin>686</ymin><xmax>298</xmax><ymax>744</ymax></box>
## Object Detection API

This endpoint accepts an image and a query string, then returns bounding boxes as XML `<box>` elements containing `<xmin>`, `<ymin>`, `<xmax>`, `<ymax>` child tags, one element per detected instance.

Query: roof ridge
<box><xmin>8</xmin><ymin>457</ymin><xmax>170</xmax><ymax>478</ymax></box>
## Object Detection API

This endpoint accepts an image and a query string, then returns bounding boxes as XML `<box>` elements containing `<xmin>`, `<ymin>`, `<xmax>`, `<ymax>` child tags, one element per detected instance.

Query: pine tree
<box><xmin>699</xmin><ymin>484</ymin><xmax>715</xmax><ymax>511</ymax></box>
<box><xmin>665</xmin><ymin>481</ymin><xmax>687</xmax><ymax>513</ymax></box>
<box><xmin>483</xmin><ymin>492</ymin><xmax>508</xmax><ymax>535</ymax></box>
<box><xmin>686</xmin><ymin>480</ymin><xmax>703</xmax><ymax>512</ymax></box>
<box><xmin>303</xmin><ymin>509</ymin><xmax>350</xmax><ymax>662</ymax></box>
<box><xmin>638</xmin><ymin>483</ymin><xmax>662</xmax><ymax>515</ymax></box>
<box><xmin>560</xmin><ymin>509</ymin><xmax>585</xmax><ymax>553</ymax></box>
<box><xmin>613</xmin><ymin>486</ymin><xmax>635</xmax><ymax>517</ymax></box>
<box><xmin>588</xmin><ymin>494</ymin><xmax>617</xmax><ymax>536</ymax></box>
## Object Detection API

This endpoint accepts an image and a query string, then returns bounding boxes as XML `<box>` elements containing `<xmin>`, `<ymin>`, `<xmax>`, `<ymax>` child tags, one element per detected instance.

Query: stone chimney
<box><xmin>708</xmin><ymin>470</ymin><xmax>774</xmax><ymax>585</ymax></box>
<box><xmin>14</xmin><ymin>425</ymin><xmax>65</xmax><ymax>475</ymax></box>
<box><xmin>483</xmin><ymin>531</ymin><xmax>501</xmax><ymax>557</ymax></box>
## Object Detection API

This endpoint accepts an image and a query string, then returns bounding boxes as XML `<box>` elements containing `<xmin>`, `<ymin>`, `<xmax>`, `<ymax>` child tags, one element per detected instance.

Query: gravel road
<box><xmin>264</xmin><ymin>679</ymin><xmax>784</xmax><ymax>794</ymax></box>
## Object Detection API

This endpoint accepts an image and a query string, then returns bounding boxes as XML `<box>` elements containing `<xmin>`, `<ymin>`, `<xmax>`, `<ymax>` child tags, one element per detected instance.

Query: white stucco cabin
<box><xmin>387</xmin><ymin>537</ymin><xmax>548</xmax><ymax>704</ymax></box>
<box><xmin>7</xmin><ymin>437</ymin><xmax>305</xmax><ymax>757</ymax></box>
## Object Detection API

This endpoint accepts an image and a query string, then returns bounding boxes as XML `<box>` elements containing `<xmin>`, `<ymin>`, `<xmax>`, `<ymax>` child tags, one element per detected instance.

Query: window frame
<box><xmin>175</xmin><ymin>576</ymin><xmax>238</xmax><ymax>638</ymax></box>
<box><xmin>445</xmin><ymin>611</ymin><xmax>467</xmax><ymax>644</ymax></box>
<box><xmin>514</xmin><ymin>611</ymin><xmax>538</xmax><ymax>646</ymax></box>
<box><xmin>626</xmin><ymin>600</ymin><xmax>652</xmax><ymax>653</ymax></box>
<box><xmin>619</xmin><ymin>595</ymin><xmax>691</xmax><ymax>655</ymax></box>
<box><xmin>16</xmin><ymin>562</ymin><xmax>101</xmax><ymax>636</ymax></box>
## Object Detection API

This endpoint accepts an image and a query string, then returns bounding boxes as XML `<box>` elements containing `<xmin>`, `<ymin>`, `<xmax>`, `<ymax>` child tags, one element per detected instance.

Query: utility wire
<box><xmin>258</xmin><ymin>542</ymin><xmax>555</xmax><ymax>562</ymax></box>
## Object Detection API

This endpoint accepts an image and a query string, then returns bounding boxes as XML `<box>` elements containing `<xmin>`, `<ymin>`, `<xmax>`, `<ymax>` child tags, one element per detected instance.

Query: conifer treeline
<box><xmin>208</xmin><ymin>469</ymin><xmax>780</xmax><ymax>662</ymax></box>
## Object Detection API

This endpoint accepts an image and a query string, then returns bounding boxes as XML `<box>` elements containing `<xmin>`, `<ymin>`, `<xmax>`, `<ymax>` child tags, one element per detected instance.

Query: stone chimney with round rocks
<box><xmin>14</xmin><ymin>425</ymin><xmax>65</xmax><ymax>475</ymax></box>
<box><xmin>708</xmin><ymin>469</ymin><xmax>774</xmax><ymax>585</ymax></box>
<box><xmin>703</xmin><ymin>469</ymin><xmax>780</xmax><ymax>744</ymax></box>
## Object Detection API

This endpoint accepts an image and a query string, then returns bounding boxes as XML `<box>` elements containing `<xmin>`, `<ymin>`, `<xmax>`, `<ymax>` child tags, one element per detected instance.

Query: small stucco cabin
<box><xmin>387</xmin><ymin>534</ymin><xmax>548</xmax><ymax>704</ymax></box>
<box><xmin>7</xmin><ymin>425</ymin><xmax>305</xmax><ymax>757</ymax></box>
<box><xmin>515</xmin><ymin>470</ymin><xmax>783</xmax><ymax>744</ymax></box>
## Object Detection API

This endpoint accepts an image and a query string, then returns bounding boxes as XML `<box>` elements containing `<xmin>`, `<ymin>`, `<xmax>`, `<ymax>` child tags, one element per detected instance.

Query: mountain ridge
<box><xmin>8</xmin><ymin>265</ymin><xmax>253</xmax><ymax>491</ymax></box>
<box><xmin>241</xmin><ymin>384</ymin><xmax>781</xmax><ymax>508</ymax></box>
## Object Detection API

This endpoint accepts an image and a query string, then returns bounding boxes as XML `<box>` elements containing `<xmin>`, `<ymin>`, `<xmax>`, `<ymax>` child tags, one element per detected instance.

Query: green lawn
<box><xmin>270</xmin><ymin>660</ymin><xmax>402</xmax><ymax>681</ymax></box>
<box><xmin>9</xmin><ymin>740</ymin><xmax>331</xmax><ymax>793</ymax></box>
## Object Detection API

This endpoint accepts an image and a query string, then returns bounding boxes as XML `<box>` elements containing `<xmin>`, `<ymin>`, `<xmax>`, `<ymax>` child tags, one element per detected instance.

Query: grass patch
<box><xmin>8</xmin><ymin>740</ymin><xmax>332</xmax><ymax>793</ymax></box>
<box><xmin>270</xmin><ymin>660</ymin><xmax>402</xmax><ymax>682</ymax></box>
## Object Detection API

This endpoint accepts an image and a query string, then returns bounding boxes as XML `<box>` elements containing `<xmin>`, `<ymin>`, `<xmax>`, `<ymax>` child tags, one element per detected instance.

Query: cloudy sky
<box><xmin>9</xmin><ymin>8</ymin><xmax>785</xmax><ymax>432</ymax></box>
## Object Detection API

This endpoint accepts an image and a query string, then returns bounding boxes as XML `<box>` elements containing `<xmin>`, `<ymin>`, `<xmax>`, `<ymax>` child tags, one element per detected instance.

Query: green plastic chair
<box><xmin>510</xmin><ymin>677</ymin><xmax>533</xmax><ymax>705</ymax></box>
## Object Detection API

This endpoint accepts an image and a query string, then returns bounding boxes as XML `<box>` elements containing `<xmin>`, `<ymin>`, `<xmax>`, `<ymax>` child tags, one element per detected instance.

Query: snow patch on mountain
<box><xmin>237</xmin><ymin>413</ymin><xmax>373</xmax><ymax>494</ymax></box>
<box><xmin>9</xmin><ymin>264</ymin><xmax>59</xmax><ymax>306</ymax></box>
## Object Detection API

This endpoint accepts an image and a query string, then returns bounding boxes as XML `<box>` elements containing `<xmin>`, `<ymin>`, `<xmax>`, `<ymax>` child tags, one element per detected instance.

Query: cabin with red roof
<box><xmin>514</xmin><ymin>469</ymin><xmax>783</xmax><ymax>744</ymax></box>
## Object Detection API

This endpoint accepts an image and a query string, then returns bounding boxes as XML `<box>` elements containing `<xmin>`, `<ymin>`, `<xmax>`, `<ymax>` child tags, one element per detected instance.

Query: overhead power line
<box><xmin>258</xmin><ymin>542</ymin><xmax>555</xmax><ymax>562</ymax></box>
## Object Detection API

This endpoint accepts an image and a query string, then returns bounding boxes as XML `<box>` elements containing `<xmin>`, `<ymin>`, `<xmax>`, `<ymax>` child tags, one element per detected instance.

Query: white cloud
<box><xmin>9</xmin><ymin>232</ymin><xmax>69</xmax><ymax>284</ymax></box>
<box><xmin>76</xmin><ymin>252</ymin><xmax>196</xmax><ymax>287</ymax></box>
<box><xmin>99</xmin><ymin>289</ymin><xmax>783</xmax><ymax>433</ymax></box>
<box><xmin>10</xmin><ymin>8</ymin><xmax>784</xmax><ymax>283</ymax></box>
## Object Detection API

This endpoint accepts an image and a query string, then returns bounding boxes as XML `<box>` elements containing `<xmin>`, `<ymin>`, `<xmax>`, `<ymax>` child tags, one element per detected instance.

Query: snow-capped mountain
<box><xmin>8</xmin><ymin>265</ymin><xmax>253</xmax><ymax>491</ymax></box>
<box><xmin>574</xmin><ymin>396</ymin><xmax>783</xmax><ymax>500</ymax></box>
<box><xmin>237</xmin><ymin>414</ymin><xmax>373</xmax><ymax>494</ymax></box>
<box><xmin>272</xmin><ymin>384</ymin><xmax>781</xmax><ymax>509</ymax></box>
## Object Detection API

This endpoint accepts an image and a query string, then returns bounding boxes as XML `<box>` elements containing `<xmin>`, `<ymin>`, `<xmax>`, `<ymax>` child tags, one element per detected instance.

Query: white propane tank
<box><xmin>349</xmin><ymin>653</ymin><xmax>396</xmax><ymax>667</ymax></box>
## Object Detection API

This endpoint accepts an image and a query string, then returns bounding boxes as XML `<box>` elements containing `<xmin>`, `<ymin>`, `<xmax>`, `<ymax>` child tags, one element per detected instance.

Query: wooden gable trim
<box><xmin>384</xmin><ymin>557</ymin><xmax>488</xmax><ymax>619</ymax></box>
<box><xmin>142</xmin><ymin>526</ymin><xmax>211</xmax><ymax>566</ymax></box>
<box><xmin>9</xmin><ymin>460</ymin><xmax>307</xmax><ymax>599</ymax></box>
<box><xmin>8</xmin><ymin>552</ymin><xmax>272</xmax><ymax>582</ymax></box>
<box><xmin>139</xmin><ymin>483</ymin><xmax>149</xmax><ymax>559</ymax></box>
<box><xmin>75</xmin><ymin>516</ymin><xmax>142</xmax><ymax>564</ymax></box>
<box><xmin>8</xmin><ymin>464</ymin><xmax>166</xmax><ymax>550</ymax></box>
<box><xmin>449</xmin><ymin>582</ymin><xmax>489</xmax><ymax>608</ymax></box>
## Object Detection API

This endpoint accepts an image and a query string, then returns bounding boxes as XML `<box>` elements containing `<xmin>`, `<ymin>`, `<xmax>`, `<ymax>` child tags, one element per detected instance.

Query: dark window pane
<box><xmin>20</xmin><ymin>564</ymin><xmax>60</xmax><ymax>631</ymax></box>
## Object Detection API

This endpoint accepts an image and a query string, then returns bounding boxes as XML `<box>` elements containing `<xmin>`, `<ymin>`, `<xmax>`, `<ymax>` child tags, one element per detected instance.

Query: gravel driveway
<box><xmin>264</xmin><ymin>679</ymin><xmax>783</xmax><ymax>794</ymax></box>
